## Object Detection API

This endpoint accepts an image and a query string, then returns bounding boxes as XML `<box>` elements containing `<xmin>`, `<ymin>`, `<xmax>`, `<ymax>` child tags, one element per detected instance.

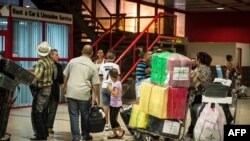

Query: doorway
<box><xmin>236</xmin><ymin>48</ymin><xmax>242</xmax><ymax>72</ymax></box>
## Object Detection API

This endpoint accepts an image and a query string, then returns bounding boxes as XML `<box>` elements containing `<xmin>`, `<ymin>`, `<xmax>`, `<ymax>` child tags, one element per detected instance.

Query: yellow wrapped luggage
<box><xmin>148</xmin><ymin>85</ymin><xmax>168</xmax><ymax>119</ymax></box>
<box><xmin>128</xmin><ymin>104</ymin><xmax>149</xmax><ymax>129</ymax></box>
<box><xmin>139</xmin><ymin>82</ymin><xmax>154</xmax><ymax>114</ymax></box>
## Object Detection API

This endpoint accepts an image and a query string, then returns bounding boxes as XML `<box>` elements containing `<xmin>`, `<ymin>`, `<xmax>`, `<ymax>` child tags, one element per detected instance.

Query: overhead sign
<box><xmin>11</xmin><ymin>6</ymin><xmax>73</xmax><ymax>25</ymax></box>
<box><xmin>0</xmin><ymin>5</ymin><xmax>10</xmax><ymax>16</ymax></box>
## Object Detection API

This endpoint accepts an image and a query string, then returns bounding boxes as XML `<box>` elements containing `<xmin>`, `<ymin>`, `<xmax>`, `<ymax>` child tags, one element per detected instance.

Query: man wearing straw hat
<box><xmin>30</xmin><ymin>41</ymin><xmax>53</xmax><ymax>140</ymax></box>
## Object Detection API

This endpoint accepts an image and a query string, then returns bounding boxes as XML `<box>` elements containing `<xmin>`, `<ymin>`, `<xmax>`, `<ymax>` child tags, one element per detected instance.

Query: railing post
<box><xmin>158</xmin><ymin>16</ymin><xmax>161</xmax><ymax>34</ymax></box>
<box><xmin>96</xmin><ymin>45</ymin><xmax>98</xmax><ymax>54</ymax></box>
<box><xmin>110</xmin><ymin>31</ymin><xmax>112</xmax><ymax>49</ymax></box>
<box><xmin>133</xmin><ymin>44</ymin><xmax>136</xmax><ymax>64</ymax></box>
<box><xmin>146</xmin><ymin>29</ymin><xmax>149</xmax><ymax>50</ymax></box>
<box><xmin>119</xmin><ymin>60</ymin><xmax>122</xmax><ymax>73</ymax></box>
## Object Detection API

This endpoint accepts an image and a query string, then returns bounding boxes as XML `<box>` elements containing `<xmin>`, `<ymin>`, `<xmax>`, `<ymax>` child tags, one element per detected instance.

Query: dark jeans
<box><xmin>46</xmin><ymin>93</ymin><xmax>59</xmax><ymax>129</ymax></box>
<box><xmin>110</xmin><ymin>106</ymin><xmax>121</xmax><ymax>129</ymax></box>
<box><xmin>31</xmin><ymin>87</ymin><xmax>51</xmax><ymax>139</ymax></box>
<box><xmin>188</xmin><ymin>95</ymin><xmax>203</xmax><ymax>135</ymax></box>
<box><xmin>67</xmin><ymin>98</ymin><xmax>90</xmax><ymax>141</ymax></box>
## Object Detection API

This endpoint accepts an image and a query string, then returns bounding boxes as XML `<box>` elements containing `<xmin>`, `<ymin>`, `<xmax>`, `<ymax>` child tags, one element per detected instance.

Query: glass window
<box><xmin>174</xmin><ymin>12</ymin><xmax>185</xmax><ymax>37</ymax></box>
<box><xmin>0</xmin><ymin>36</ymin><xmax>5</xmax><ymax>52</ymax></box>
<box><xmin>12</xmin><ymin>61</ymin><xmax>36</xmax><ymax>107</ymax></box>
<box><xmin>0</xmin><ymin>18</ymin><xmax>8</xmax><ymax>30</ymax></box>
<box><xmin>13</xmin><ymin>19</ymin><xmax>42</xmax><ymax>58</ymax></box>
<box><xmin>46</xmin><ymin>23</ymin><xmax>69</xmax><ymax>58</ymax></box>
<box><xmin>140</xmin><ymin>4</ymin><xmax>155</xmax><ymax>16</ymax></box>
<box><xmin>120</xmin><ymin>0</ymin><xmax>137</xmax><ymax>32</ymax></box>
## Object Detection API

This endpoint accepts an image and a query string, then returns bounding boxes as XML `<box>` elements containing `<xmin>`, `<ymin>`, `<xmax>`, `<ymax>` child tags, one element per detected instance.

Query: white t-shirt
<box><xmin>99</xmin><ymin>62</ymin><xmax>120</xmax><ymax>88</ymax></box>
<box><xmin>95</xmin><ymin>59</ymin><xmax>105</xmax><ymax>70</ymax></box>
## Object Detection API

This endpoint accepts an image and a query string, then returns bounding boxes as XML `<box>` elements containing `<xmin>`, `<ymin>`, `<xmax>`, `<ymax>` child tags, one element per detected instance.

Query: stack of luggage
<box><xmin>125</xmin><ymin>52</ymin><xmax>193</xmax><ymax>140</ymax></box>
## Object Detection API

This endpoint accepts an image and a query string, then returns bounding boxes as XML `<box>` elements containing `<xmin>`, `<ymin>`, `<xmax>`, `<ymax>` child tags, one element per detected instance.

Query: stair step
<box><xmin>81</xmin><ymin>38</ymin><xmax>92</xmax><ymax>42</ymax></box>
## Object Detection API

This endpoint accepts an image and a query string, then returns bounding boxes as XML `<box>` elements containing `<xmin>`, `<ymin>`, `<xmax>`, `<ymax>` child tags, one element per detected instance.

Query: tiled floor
<box><xmin>4</xmin><ymin>90</ymin><xmax>250</xmax><ymax>141</ymax></box>
<box><xmin>6</xmin><ymin>104</ymin><xmax>135</xmax><ymax>141</ymax></box>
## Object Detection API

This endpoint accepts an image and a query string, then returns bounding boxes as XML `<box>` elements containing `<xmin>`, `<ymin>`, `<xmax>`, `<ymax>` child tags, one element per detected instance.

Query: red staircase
<box><xmin>114</xmin><ymin>12</ymin><xmax>178</xmax><ymax>83</ymax></box>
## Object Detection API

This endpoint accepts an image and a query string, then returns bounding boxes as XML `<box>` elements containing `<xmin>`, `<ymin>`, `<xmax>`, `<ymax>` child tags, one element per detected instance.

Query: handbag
<box><xmin>88</xmin><ymin>105</ymin><xmax>106</xmax><ymax>133</ymax></box>
<box><xmin>190</xmin><ymin>71</ymin><xmax>204</xmax><ymax>89</ymax></box>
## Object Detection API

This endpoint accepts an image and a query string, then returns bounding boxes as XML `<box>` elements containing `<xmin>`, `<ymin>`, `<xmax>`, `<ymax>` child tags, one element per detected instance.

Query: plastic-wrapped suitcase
<box><xmin>88</xmin><ymin>106</ymin><xmax>105</xmax><ymax>133</ymax></box>
<box><xmin>0</xmin><ymin>58</ymin><xmax>35</xmax><ymax>84</ymax></box>
<box><xmin>0</xmin><ymin>73</ymin><xmax>18</xmax><ymax>91</ymax></box>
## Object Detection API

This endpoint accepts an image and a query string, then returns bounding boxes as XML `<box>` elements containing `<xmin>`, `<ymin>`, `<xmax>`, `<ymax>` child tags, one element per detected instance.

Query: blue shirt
<box><xmin>135</xmin><ymin>61</ymin><xmax>150</xmax><ymax>83</ymax></box>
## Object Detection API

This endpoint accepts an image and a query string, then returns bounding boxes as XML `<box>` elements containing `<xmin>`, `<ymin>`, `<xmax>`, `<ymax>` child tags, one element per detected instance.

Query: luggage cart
<box><xmin>202</xmin><ymin>81</ymin><xmax>237</xmax><ymax>125</ymax></box>
<box><xmin>120</xmin><ymin>91</ymin><xmax>194</xmax><ymax>141</ymax></box>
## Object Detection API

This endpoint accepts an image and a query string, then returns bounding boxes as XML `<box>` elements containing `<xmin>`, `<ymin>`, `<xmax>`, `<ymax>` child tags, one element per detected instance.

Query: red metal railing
<box><xmin>82</xmin><ymin>1</ymin><xmax>106</xmax><ymax>31</ymax></box>
<box><xmin>120</xmin><ymin>35</ymin><xmax>176</xmax><ymax>82</ymax></box>
<box><xmin>110</xmin><ymin>35</ymin><xmax>127</xmax><ymax>50</ymax></box>
<box><xmin>82</xmin><ymin>0</ymin><xmax>127</xmax><ymax>51</ymax></box>
<box><xmin>115</xmin><ymin>12</ymin><xmax>176</xmax><ymax>64</ymax></box>
<box><xmin>91</xmin><ymin>14</ymin><xmax>126</xmax><ymax>48</ymax></box>
<box><xmin>114</xmin><ymin>12</ymin><xmax>177</xmax><ymax>82</ymax></box>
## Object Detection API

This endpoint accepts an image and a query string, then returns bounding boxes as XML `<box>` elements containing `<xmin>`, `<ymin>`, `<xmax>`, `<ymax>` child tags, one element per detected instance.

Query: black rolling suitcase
<box><xmin>0</xmin><ymin>58</ymin><xmax>35</xmax><ymax>84</ymax></box>
<box><xmin>88</xmin><ymin>106</ymin><xmax>105</xmax><ymax>133</ymax></box>
<box><xmin>120</xmin><ymin>106</ymin><xmax>135</xmax><ymax>135</ymax></box>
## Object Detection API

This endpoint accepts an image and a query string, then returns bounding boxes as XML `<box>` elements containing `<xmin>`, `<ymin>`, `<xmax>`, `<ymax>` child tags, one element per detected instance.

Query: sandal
<box><xmin>107</xmin><ymin>135</ymin><xmax>118</xmax><ymax>139</ymax></box>
<box><xmin>117</xmin><ymin>130</ymin><xmax>125</xmax><ymax>139</ymax></box>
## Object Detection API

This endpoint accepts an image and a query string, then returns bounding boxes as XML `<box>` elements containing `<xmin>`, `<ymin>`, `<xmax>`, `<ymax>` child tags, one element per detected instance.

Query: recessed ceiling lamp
<box><xmin>217</xmin><ymin>7</ymin><xmax>224</xmax><ymax>10</ymax></box>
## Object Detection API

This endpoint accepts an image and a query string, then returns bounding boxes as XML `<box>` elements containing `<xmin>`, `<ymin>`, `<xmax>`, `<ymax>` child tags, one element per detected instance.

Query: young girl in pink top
<box><xmin>107</xmin><ymin>68</ymin><xmax>125</xmax><ymax>139</ymax></box>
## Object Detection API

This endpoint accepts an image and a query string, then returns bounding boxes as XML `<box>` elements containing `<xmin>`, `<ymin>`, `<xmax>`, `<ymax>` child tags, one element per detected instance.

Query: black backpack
<box><xmin>88</xmin><ymin>106</ymin><xmax>106</xmax><ymax>133</ymax></box>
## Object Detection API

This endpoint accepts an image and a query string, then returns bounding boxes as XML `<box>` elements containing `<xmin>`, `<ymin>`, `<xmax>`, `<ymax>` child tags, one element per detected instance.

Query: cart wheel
<box><xmin>133</xmin><ymin>130</ymin><xmax>141</xmax><ymax>140</ymax></box>
<box><xmin>164</xmin><ymin>138</ymin><xmax>174</xmax><ymax>141</ymax></box>
<box><xmin>142</xmin><ymin>134</ymin><xmax>152</xmax><ymax>141</ymax></box>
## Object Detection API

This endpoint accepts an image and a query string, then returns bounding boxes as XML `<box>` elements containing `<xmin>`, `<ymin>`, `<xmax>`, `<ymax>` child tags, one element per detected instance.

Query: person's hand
<box><xmin>145</xmin><ymin>67</ymin><xmax>151</xmax><ymax>74</ymax></box>
<box><xmin>107</xmin><ymin>84</ymin><xmax>112</xmax><ymax>92</ymax></box>
<box><xmin>91</xmin><ymin>98</ymin><xmax>99</xmax><ymax>107</ymax></box>
<box><xmin>61</xmin><ymin>84</ymin><xmax>67</xmax><ymax>95</ymax></box>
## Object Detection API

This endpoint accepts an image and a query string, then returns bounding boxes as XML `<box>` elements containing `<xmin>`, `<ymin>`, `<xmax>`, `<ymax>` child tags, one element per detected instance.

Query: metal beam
<box><xmin>206</xmin><ymin>0</ymin><xmax>242</xmax><ymax>12</ymax></box>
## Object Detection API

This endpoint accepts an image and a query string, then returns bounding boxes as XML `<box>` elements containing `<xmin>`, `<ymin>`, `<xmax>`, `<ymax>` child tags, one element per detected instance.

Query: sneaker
<box><xmin>104</xmin><ymin>124</ymin><xmax>110</xmax><ymax>131</ymax></box>
<box><xmin>48</xmin><ymin>128</ymin><xmax>54</xmax><ymax>134</ymax></box>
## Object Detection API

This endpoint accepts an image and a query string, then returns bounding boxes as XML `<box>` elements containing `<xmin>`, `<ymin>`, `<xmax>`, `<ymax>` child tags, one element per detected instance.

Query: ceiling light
<box><xmin>216</xmin><ymin>7</ymin><xmax>224</xmax><ymax>10</ymax></box>
<box><xmin>26</xmin><ymin>5</ymin><xmax>30</xmax><ymax>8</ymax></box>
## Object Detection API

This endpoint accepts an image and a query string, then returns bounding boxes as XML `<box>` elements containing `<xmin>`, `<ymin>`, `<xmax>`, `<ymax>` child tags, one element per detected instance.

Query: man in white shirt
<box><xmin>63</xmin><ymin>44</ymin><xmax>100</xmax><ymax>141</ymax></box>
<box><xmin>99</xmin><ymin>50</ymin><xmax>120</xmax><ymax>131</ymax></box>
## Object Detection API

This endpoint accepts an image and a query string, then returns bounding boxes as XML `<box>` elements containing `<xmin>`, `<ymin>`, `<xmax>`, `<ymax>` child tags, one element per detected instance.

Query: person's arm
<box><xmin>92</xmin><ymin>84</ymin><xmax>100</xmax><ymax>105</ymax></box>
<box><xmin>145</xmin><ymin>67</ymin><xmax>151</xmax><ymax>74</ymax></box>
<box><xmin>62</xmin><ymin>75</ymin><xmax>68</xmax><ymax>94</ymax></box>
<box><xmin>117</xmin><ymin>65</ymin><xmax>121</xmax><ymax>81</ymax></box>
<box><xmin>99</xmin><ymin>66</ymin><xmax>104</xmax><ymax>81</ymax></box>
<box><xmin>107</xmin><ymin>85</ymin><xmax>119</xmax><ymax>97</ymax></box>
<box><xmin>62</xmin><ymin>63</ymin><xmax>70</xmax><ymax>94</ymax></box>
<box><xmin>34</xmin><ymin>61</ymin><xmax>44</xmax><ymax>80</ymax></box>
<box><xmin>99</xmin><ymin>75</ymin><xmax>103</xmax><ymax>81</ymax></box>
<box><xmin>92</xmin><ymin>68</ymin><xmax>101</xmax><ymax>105</ymax></box>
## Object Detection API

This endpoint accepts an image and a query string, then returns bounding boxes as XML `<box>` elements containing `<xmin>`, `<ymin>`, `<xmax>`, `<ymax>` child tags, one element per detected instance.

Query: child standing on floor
<box><xmin>107</xmin><ymin>68</ymin><xmax>125</xmax><ymax>139</ymax></box>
